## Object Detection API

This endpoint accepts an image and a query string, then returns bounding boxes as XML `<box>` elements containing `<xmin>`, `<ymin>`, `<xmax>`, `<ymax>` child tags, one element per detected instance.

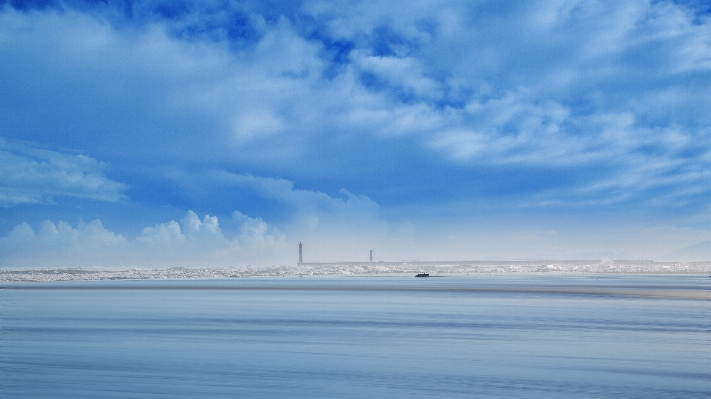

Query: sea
<box><xmin>1</xmin><ymin>275</ymin><xmax>709</xmax><ymax>398</ymax></box>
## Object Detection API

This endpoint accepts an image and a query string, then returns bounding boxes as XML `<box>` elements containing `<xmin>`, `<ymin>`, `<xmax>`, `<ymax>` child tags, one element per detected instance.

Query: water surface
<box><xmin>1</xmin><ymin>275</ymin><xmax>709</xmax><ymax>398</ymax></box>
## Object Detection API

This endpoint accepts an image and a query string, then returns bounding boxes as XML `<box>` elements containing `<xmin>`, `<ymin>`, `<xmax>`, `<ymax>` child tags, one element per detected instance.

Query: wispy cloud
<box><xmin>0</xmin><ymin>139</ymin><xmax>127</xmax><ymax>206</ymax></box>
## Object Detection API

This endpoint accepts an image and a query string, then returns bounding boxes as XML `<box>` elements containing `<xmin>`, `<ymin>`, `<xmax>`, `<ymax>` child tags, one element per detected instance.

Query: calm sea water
<box><xmin>1</xmin><ymin>275</ymin><xmax>709</xmax><ymax>398</ymax></box>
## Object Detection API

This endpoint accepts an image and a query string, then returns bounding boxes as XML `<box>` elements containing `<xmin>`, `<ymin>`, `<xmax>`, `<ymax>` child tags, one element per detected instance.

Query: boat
<box><xmin>415</xmin><ymin>273</ymin><xmax>429</xmax><ymax>277</ymax></box>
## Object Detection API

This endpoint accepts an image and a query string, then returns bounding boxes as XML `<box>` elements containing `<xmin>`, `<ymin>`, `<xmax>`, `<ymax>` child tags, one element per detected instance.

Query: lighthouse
<box><xmin>298</xmin><ymin>241</ymin><xmax>303</xmax><ymax>264</ymax></box>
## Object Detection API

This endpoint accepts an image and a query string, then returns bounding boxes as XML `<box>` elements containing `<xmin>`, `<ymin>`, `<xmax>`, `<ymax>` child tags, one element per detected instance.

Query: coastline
<box><xmin>1</xmin><ymin>260</ymin><xmax>711</xmax><ymax>282</ymax></box>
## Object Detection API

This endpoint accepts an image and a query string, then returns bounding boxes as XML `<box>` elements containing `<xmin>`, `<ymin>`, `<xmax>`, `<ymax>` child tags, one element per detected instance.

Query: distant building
<box><xmin>299</xmin><ymin>241</ymin><xmax>303</xmax><ymax>264</ymax></box>
<box><xmin>370</xmin><ymin>250</ymin><xmax>373</xmax><ymax>263</ymax></box>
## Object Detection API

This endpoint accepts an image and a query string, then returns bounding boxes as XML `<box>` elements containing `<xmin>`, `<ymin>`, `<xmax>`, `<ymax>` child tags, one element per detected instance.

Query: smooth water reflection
<box><xmin>1</xmin><ymin>275</ymin><xmax>709</xmax><ymax>398</ymax></box>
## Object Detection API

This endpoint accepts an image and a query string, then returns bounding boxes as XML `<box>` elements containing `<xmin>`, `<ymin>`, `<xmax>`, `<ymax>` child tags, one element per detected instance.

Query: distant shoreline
<box><xmin>1</xmin><ymin>260</ymin><xmax>710</xmax><ymax>282</ymax></box>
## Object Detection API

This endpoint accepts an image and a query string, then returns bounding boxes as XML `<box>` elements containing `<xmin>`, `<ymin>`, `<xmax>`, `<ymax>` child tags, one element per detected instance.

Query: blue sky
<box><xmin>2</xmin><ymin>0</ymin><xmax>711</xmax><ymax>267</ymax></box>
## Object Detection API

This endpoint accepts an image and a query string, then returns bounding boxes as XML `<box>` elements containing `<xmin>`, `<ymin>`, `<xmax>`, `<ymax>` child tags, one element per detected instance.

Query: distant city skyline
<box><xmin>3</xmin><ymin>1</ymin><xmax>711</xmax><ymax>267</ymax></box>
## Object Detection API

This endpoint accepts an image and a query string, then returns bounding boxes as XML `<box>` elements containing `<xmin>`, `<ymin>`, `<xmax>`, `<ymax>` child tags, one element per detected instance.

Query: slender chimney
<box><xmin>298</xmin><ymin>241</ymin><xmax>303</xmax><ymax>264</ymax></box>
<box><xmin>370</xmin><ymin>249</ymin><xmax>373</xmax><ymax>263</ymax></box>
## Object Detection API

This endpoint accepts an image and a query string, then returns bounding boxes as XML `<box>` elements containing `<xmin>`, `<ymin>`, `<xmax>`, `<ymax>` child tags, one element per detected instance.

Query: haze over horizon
<box><xmin>3</xmin><ymin>0</ymin><xmax>711</xmax><ymax>267</ymax></box>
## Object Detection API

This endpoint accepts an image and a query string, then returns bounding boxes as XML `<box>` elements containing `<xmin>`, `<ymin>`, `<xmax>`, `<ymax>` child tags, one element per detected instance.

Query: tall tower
<box><xmin>298</xmin><ymin>241</ymin><xmax>303</xmax><ymax>264</ymax></box>
<box><xmin>370</xmin><ymin>249</ymin><xmax>373</xmax><ymax>263</ymax></box>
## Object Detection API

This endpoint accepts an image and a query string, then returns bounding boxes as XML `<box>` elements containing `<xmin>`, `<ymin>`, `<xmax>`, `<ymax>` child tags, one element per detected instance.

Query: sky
<box><xmin>2</xmin><ymin>0</ymin><xmax>711</xmax><ymax>267</ymax></box>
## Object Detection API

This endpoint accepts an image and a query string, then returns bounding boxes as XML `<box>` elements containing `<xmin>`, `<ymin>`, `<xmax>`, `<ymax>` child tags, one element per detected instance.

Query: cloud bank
<box><xmin>0</xmin><ymin>210</ymin><xmax>287</xmax><ymax>268</ymax></box>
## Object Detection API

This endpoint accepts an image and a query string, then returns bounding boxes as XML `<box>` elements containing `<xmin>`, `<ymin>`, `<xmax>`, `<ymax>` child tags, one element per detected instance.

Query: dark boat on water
<box><xmin>415</xmin><ymin>273</ymin><xmax>429</xmax><ymax>277</ymax></box>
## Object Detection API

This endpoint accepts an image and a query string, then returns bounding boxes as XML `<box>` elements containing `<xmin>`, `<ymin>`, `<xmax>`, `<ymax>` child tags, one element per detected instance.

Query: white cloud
<box><xmin>155</xmin><ymin>170</ymin><xmax>393</xmax><ymax>261</ymax></box>
<box><xmin>0</xmin><ymin>138</ymin><xmax>127</xmax><ymax>206</ymax></box>
<box><xmin>206</xmin><ymin>171</ymin><xmax>384</xmax><ymax>233</ymax></box>
<box><xmin>3</xmin><ymin>1</ymin><xmax>710</xmax><ymax>172</ymax></box>
<box><xmin>0</xmin><ymin>210</ymin><xmax>288</xmax><ymax>268</ymax></box>
<box><xmin>352</xmin><ymin>51</ymin><xmax>443</xmax><ymax>99</ymax></box>
<box><xmin>232</xmin><ymin>110</ymin><xmax>284</xmax><ymax>141</ymax></box>
<box><xmin>0</xmin><ymin>218</ymin><xmax>128</xmax><ymax>268</ymax></box>
<box><xmin>232</xmin><ymin>210</ymin><xmax>285</xmax><ymax>249</ymax></box>
<box><xmin>298</xmin><ymin>1</ymin><xmax>711</xmax><ymax>203</ymax></box>
<box><xmin>137</xmin><ymin>220</ymin><xmax>185</xmax><ymax>245</ymax></box>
